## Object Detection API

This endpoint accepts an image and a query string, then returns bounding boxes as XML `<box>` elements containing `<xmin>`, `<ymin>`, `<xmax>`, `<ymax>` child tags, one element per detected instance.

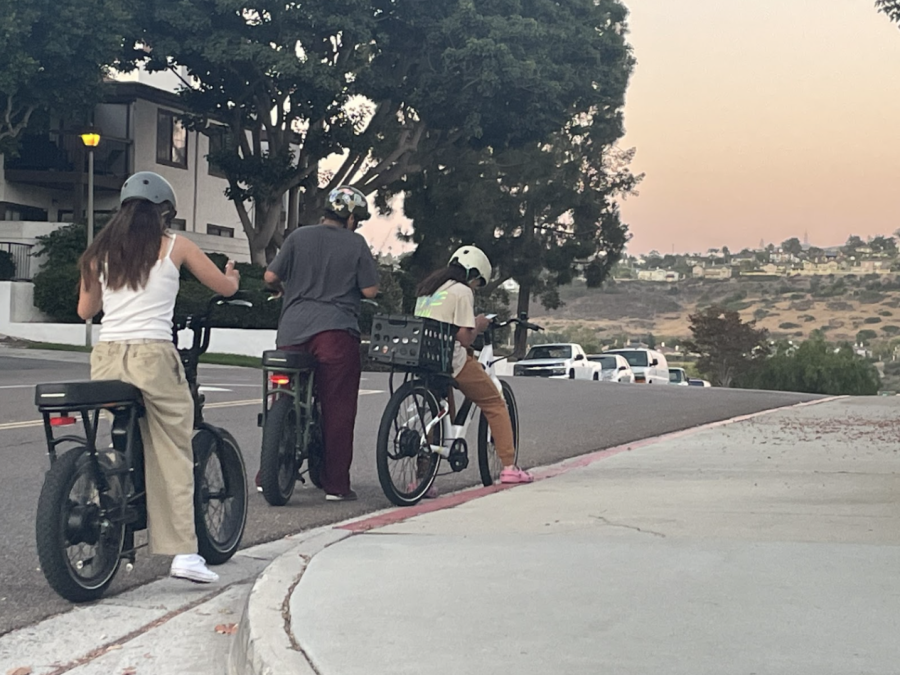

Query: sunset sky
<box><xmin>366</xmin><ymin>1</ymin><xmax>900</xmax><ymax>257</ymax></box>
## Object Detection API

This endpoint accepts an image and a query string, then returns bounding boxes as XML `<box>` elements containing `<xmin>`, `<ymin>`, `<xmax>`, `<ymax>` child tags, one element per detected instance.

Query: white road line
<box><xmin>0</xmin><ymin>391</ymin><xmax>386</xmax><ymax>432</ymax></box>
<box><xmin>198</xmin><ymin>386</ymin><xmax>233</xmax><ymax>393</ymax></box>
<box><xmin>0</xmin><ymin>419</ymin><xmax>43</xmax><ymax>430</ymax></box>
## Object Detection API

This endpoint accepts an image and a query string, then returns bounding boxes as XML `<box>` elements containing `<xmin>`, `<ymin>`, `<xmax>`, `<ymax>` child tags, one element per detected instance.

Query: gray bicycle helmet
<box><xmin>120</xmin><ymin>171</ymin><xmax>177</xmax><ymax>209</ymax></box>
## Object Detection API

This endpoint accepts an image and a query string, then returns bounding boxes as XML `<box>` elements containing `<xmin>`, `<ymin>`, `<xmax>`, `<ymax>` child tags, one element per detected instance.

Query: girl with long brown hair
<box><xmin>78</xmin><ymin>171</ymin><xmax>240</xmax><ymax>583</ymax></box>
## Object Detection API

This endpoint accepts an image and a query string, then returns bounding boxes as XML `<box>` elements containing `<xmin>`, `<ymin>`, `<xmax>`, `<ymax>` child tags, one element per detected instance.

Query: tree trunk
<box><xmin>513</xmin><ymin>280</ymin><xmax>532</xmax><ymax>359</ymax></box>
<box><xmin>246</xmin><ymin>198</ymin><xmax>284</xmax><ymax>265</ymax></box>
<box><xmin>512</xmin><ymin>203</ymin><xmax>537</xmax><ymax>359</ymax></box>
<box><xmin>286</xmin><ymin>186</ymin><xmax>299</xmax><ymax>235</ymax></box>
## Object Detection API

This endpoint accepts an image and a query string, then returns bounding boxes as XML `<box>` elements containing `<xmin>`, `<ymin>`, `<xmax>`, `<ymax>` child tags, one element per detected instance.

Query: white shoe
<box><xmin>170</xmin><ymin>554</ymin><xmax>219</xmax><ymax>584</ymax></box>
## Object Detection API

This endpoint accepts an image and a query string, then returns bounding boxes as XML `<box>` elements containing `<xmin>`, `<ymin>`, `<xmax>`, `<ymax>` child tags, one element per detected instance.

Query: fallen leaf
<box><xmin>215</xmin><ymin>623</ymin><xmax>238</xmax><ymax>635</ymax></box>
<box><xmin>122</xmin><ymin>668</ymin><xmax>137</xmax><ymax>675</ymax></box>
<box><xmin>7</xmin><ymin>668</ymin><xmax>32</xmax><ymax>675</ymax></box>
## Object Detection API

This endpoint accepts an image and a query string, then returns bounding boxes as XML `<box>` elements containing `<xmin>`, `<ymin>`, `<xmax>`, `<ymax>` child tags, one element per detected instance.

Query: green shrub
<box><xmin>32</xmin><ymin>265</ymin><xmax>82</xmax><ymax>322</ymax></box>
<box><xmin>799</xmin><ymin>314</ymin><xmax>816</xmax><ymax>323</ymax></box>
<box><xmin>879</xmin><ymin>310</ymin><xmax>893</xmax><ymax>317</ymax></box>
<box><xmin>744</xmin><ymin>338</ymin><xmax>880</xmax><ymax>395</ymax></box>
<box><xmin>863</xmin><ymin>317</ymin><xmax>882</xmax><ymax>324</ymax></box>
<box><xmin>778</xmin><ymin>322</ymin><xmax>800</xmax><ymax>330</ymax></box>
<box><xmin>858</xmin><ymin>290</ymin><xmax>886</xmax><ymax>304</ymax></box>
<box><xmin>0</xmin><ymin>250</ymin><xmax>15</xmax><ymax>280</ymax></box>
<box><xmin>882</xmin><ymin>325</ymin><xmax>900</xmax><ymax>336</ymax></box>
<box><xmin>856</xmin><ymin>329</ymin><xmax>877</xmax><ymax>344</ymax></box>
<box><xmin>883</xmin><ymin>361</ymin><xmax>900</xmax><ymax>376</ymax></box>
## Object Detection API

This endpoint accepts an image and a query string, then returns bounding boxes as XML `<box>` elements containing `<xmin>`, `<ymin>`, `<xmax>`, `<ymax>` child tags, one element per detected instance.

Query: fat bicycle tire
<box><xmin>477</xmin><ymin>380</ymin><xmax>519</xmax><ymax>486</ymax></box>
<box><xmin>193</xmin><ymin>427</ymin><xmax>248</xmax><ymax>565</ymax></box>
<box><xmin>35</xmin><ymin>446</ymin><xmax>125</xmax><ymax>603</ymax></box>
<box><xmin>259</xmin><ymin>396</ymin><xmax>298</xmax><ymax>506</ymax></box>
<box><xmin>376</xmin><ymin>381</ymin><xmax>441</xmax><ymax>507</ymax></box>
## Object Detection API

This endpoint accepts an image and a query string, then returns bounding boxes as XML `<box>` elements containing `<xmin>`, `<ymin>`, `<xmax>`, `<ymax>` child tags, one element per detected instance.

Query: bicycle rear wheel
<box><xmin>194</xmin><ymin>427</ymin><xmax>247</xmax><ymax>564</ymax></box>
<box><xmin>376</xmin><ymin>381</ymin><xmax>441</xmax><ymax>506</ymax></box>
<box><xmin>259</xmin><ymin>396</ymin><xmax>298</xmax><ymax>506</ymax></box>
<box><xmin>35</xmin><ymin>446</ymin><xmax>125</xmax><ymax>602</ymax></box>
<box><xmin>477</xmin><ymin>380</ymin><xmax>519</xmax><ymax>486</ymax></box>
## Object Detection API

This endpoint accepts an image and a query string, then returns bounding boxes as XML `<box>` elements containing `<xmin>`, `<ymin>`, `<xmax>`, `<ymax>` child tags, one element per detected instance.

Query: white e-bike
<box><xmin>375</xmin><ymin>313</ymin><xmax>543</xmax><ymax>506</ymax></box>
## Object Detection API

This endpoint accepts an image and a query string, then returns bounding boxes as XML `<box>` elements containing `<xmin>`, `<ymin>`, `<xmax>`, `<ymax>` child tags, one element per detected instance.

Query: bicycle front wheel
<box><xmin>194</xmin><ymin>427</ymin><xmax>248</xmax><ymax>565</ymax></box>
<box><xmin>477</xmin><ymin>380</ymin><xmax>519</xmax><ymax>486</ymax></box>
<box><xmin>376</xmin><ymin>381</ymin><xmax>442</xmax><ymax>506</ymax></box>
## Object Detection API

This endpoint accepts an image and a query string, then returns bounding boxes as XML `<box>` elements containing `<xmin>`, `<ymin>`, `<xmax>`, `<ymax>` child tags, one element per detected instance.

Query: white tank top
<box><xmin>99</xmin><ymin>234</ymin><xmax>180</xmax><ymax>342</ymax></box>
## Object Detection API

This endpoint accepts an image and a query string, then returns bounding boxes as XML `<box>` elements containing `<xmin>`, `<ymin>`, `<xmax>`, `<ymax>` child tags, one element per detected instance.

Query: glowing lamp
<box><xmin>80</xmin><ymin>132</ymin><xmax>101</xmax><ymax>147</ymax></box>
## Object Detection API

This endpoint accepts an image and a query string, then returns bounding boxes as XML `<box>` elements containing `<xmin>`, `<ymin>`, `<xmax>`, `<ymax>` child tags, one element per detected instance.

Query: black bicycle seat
<box><xmin>35</xmin><ymin>380</ymin><xmax>143</xmax><ymax>410</ymax></box>
<box><xmin>262</xmin><ymin>350</ymin><xmax>316</xmax><ymax>371</ymax></box>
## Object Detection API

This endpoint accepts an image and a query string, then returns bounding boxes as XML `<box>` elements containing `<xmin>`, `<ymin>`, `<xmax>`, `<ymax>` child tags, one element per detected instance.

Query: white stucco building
<box><xmin>0</xmin><ymin>69</ymin><xmax>252</xmax><ymax>279</ymax></box>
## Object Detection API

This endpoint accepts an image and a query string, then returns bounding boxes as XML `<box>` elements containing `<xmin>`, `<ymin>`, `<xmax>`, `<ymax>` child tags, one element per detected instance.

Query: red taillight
<box><xmin>50</xmin><ymin>416</ymin><xmax>77</xmax><ymax>427</ymax></box>
<box><xmin>269</xmin><ymin>374</ymin><xmax>291</xmax><ymax>386</ymax></box>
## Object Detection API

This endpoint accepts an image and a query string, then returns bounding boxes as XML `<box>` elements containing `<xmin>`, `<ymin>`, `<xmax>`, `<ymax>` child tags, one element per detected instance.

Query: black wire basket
<box><xmin>368</xmin><ymin>314</ymin><xmax>456</xmax><ymax>374</ymax></box>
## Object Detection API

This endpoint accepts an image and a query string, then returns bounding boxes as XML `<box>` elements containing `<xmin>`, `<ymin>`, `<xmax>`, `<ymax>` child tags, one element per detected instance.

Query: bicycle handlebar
<box><xmin>175</xmin><ymin>292</ymin><xmax>254</xmax><ymax>358</ymax></box>
<box><xmin>491</xmin><ymin>315</ymin><xmax>544</xmax><ymax>333</ymax></box>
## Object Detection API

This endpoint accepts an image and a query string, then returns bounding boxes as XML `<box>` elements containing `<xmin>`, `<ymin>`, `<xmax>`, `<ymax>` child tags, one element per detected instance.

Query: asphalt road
<box><xmin>0</xmin><ymin>349</ymin><xmax>820</xmax><ymax>635</ymax></box>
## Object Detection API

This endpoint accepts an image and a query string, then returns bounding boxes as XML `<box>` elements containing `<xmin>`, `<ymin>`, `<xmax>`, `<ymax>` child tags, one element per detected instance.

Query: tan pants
<box><xmin>91</xmin><ymin>340</ymin><xmax>197</xmax><ymax>555</ymax></box>
<box><xmin>455</xmin><ymin>356</ymin><xmax>516</xmax><ymax>466</ymax></box>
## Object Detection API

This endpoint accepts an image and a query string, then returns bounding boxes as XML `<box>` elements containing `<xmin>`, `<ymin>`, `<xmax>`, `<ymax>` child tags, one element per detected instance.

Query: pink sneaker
<box><xmin>499</xmin><ymin>466</ymin><xmax>534</xmax><ymax>484</ymax></box>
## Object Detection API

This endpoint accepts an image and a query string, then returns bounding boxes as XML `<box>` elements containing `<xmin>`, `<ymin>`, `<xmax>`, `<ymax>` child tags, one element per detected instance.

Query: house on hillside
<box><xmin>0</xmin><ymin>71</ymin><xmax>252</xmax><ymax>279</ymax></box>
<box><xmin>692</xmin><ymin>265</ymin><xmax>732</xmax><ymax>280</ymax></box>
<box><xmin>856</xmin><ymin>259</ymin><xmax>890</xmax><ymax>275</ymax></box>
<box><xmin>637</xmin><ymin>269</ymin><xmax>680</xmax><ymax>283</ymax></box>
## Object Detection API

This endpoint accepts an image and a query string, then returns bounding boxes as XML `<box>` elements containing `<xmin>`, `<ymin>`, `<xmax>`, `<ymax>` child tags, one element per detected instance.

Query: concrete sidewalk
<box><xmin>3</xmin><ymin>396</ymin><xmax>899</xmax><ymax>675</ymax></box>
<box><xmin>233</xmin><ymin>397</ymin><xmax>900</xmax><ymax>675</ymax></box>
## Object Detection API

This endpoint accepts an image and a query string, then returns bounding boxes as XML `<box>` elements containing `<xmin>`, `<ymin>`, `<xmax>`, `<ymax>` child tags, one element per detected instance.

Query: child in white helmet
<box><xmin>415</xmin><ymin>246</ymin><xmax>534</xmax><ymax>489</ymax></box>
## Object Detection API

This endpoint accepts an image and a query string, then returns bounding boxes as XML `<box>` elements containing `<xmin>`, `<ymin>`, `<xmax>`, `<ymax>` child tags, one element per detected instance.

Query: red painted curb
<box><xmin>338</xmin><ymin>395</ymin><xmax>842</xmax><ymax>534</ymax></box>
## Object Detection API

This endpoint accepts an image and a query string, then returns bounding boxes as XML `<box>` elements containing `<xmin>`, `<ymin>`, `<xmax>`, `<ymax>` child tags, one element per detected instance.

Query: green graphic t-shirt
<box><xmin>414</xmin><ymin>280</ymin><xmax>474</xmax><ymax>376</ymax></box>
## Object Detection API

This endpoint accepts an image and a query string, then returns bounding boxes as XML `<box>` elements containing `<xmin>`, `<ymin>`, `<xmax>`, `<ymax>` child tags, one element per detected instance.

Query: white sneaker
<box><xmin>170</xmin><ymin>554</ymin><xmax>219</xmax><ymax>584</ymax></box>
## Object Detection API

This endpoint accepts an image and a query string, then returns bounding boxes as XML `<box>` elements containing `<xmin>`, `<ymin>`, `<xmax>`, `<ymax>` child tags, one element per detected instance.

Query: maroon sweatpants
<box><xmin>279</xmin><ymin>330</ymin><xmax>361</xmax><ymax>495</ymax></box>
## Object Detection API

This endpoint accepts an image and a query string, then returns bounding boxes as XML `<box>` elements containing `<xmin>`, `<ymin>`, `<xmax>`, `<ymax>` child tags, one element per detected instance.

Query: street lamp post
<box><xmin>80</xmin><ymin>129</ymin><xmax>101</xmax><ymax>347</ymax></box>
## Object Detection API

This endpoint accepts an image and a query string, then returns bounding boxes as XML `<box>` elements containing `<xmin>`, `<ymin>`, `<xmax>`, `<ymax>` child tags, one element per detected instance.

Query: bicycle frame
<box><xmin>259</xmin><ymin>362</ymin><xmax>317</xmax><ymax>458</ymax></box>
<box><xmin>390</xmin><ymin>317</ymin><xmax>513</xmax><ymax>460</ymax></box>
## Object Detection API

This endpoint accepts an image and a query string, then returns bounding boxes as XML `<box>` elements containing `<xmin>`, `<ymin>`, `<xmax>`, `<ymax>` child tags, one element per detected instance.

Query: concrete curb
<box><xmin>230</xmin><ymin>395</ymin><xmax>845</xmax><ymax>674</ymax></box>
<box><xmin>227</xmin><ymin>527</ymin><xmax>352</xmax><ymax>675</ymax></box>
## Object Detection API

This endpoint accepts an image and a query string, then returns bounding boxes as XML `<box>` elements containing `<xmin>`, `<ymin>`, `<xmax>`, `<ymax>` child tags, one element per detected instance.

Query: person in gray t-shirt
<box><xmin>263</xmin><ymin>186</ymin><xmax>379</xmax><ymax>501</ymax></box>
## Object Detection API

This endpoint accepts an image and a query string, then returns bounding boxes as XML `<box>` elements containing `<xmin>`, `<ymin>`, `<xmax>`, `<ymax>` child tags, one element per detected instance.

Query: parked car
<box><xmin>604</xmin><ymin>348</ymin><xmax>669</xmax><ymax>385</ymax></box>
<box><xmin>513</xmin><ymin>343</ymin><xmax>599</xmax><ymax>380</ymax></box>
<box><xmin>668</xmin><ymin>367</ymin><xmax>690</xmax><ymax>386</ymax></box>
<box><xmin>688</xmin><ymin>378</ymin><xmax>712</xmax><ymax>387</ymax></box>
<box><xmin>587</xmin><ymin>354</ymin><xmax>635</xmax><ymax>383</ymax></box>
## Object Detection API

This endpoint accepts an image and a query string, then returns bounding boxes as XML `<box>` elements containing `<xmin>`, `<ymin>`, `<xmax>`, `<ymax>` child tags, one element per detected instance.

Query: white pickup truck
<box><xmin>512</xmin><ymin>343</ymin><xmax>601</xmax><ymax>380</ymax></box>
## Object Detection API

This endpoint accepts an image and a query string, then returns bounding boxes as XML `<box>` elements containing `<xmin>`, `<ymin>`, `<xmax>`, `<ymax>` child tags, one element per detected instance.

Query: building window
<box><xmin>169</xmin><ymin>218</ymin><xmax>187</xmax><ymax>231</ymax></box>
<box><xmin>1</xmin><ymin>202</ymin><xmax>47</xmax><ymax>221</ymax></box>
<box><xmin>207</xmin><ymin>129</ymin><xmax>227</xmax><ymax>178</ymax></box>
<box><xmin>157</xmin><ymin>109</ymin><xmax>188</xmax><ymax>168</ymax></box>
<box><xmin>207</xmin><ymin>224</ymin><xmax>234</xmax><ymax>238</ymax></box>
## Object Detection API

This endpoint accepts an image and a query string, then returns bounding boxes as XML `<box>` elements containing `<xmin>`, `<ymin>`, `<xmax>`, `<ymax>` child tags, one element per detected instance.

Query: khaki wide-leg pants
<box><xmin>91</xmin><ymin>340</ymin><xmax>198</xmax><ymax>555</ymax></box>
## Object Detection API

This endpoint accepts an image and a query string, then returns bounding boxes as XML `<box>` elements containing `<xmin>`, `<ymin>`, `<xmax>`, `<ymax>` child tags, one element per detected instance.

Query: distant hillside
<box><xmin>526</xmin><ymin>275</ymin><xmax>900</xmax><ymax>343</ymax></box>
